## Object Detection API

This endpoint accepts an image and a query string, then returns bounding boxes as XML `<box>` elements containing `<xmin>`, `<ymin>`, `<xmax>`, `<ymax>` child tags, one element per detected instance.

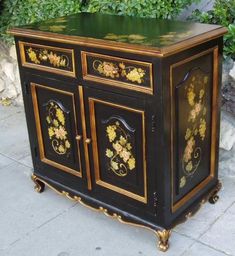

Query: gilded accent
<box><xmin>105</xmin><ymin>121</ymin><xmax>136</xmax><ymax>177</ymax></box>
<box><xmin>170</xmin><ymin>47</ymin><xmax>219</xmax><ymax>213</ymax></box>
<box><xmin>93</xmin><ymin>59</ymin><xmax>146</xmax><ymax>84</ymax></box>
<box><xmin>31</xmin><ymin>174</ymin><xmax>171</xmax><ymax>252</ymax></box>
<box><xmin>89</xmin><ymin>98</ymin><xmax>147</xmax><ymax>203</ymax></box>
<box><xmin>46</xmin><ymin>101</ymin><xmax>71</xmax><ymax>156</ymax></box>
<box><xmin>31</xmin><ymin>83</ymin><xmax>82</xmax><ymax>177</ymax></box>
<box><xmin>31</xmin><ymin>174</ymin><xmax>45</xmax><ymax>193</ymax></box>
<box><xmin>81</xmin><ymin>51</ymin><xmax>153</xmax><ymax>95</ymax></box>
<box><xmin>19</xmin><ymin>41</ymin><xmax>76</xmax><ymax>77</ymax></box>
<box><xmin>156</xmin><ymin>230</ymin><xmax>171</xmax><ymax>252</ymax></box>
<box><xmin>27</xmin><ymin>47</ymin><xmax>69</xmax><ymax>67</ymax></box>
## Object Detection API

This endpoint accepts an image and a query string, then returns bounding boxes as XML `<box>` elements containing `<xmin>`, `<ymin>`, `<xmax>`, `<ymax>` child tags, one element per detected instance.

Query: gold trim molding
<box><xmin>170</xmin><ymin>46</ymin><xmax>219</xmax><ymax>212</ymax></box>
<box><xmin>19</xmin><ymin>41</ymin><xmax>76</xmax><ymax>77</ymax></box>
<box><xmin>31</xmin><ymin>174</ymin><xmax>170</xmax><ymax>252</ymax></box>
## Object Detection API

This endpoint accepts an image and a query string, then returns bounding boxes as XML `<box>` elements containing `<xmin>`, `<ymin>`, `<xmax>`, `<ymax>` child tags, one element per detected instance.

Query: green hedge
<box><xmin>0</xmin><ymin>0</ymin><xmax>199</xmax><ymax>44</ymax></box>
<box><xmin>189</xmin><ymin>0</ymin><xmax>235</xmax><ymax>59</ymax></box>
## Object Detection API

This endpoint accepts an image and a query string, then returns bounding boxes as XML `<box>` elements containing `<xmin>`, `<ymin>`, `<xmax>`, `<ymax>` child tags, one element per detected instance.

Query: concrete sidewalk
<box><xmin>0</xmin><ymin>105</ymin><xmax>235</xmax><ymax>256</ymax></box>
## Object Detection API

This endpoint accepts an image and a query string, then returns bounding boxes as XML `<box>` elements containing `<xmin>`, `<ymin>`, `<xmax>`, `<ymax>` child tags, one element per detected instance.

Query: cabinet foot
<box><xmin>31</xmin><ymin>174</ymin><xmax>45</xmax><ymax>193</ymax></box>
<box><xmin>156</xmin><ymin>229</ymin><xmax>171</xmax><ymax>252</ymax></box>
<box><xmin>208</xmin><ymin>181</ymin><xmax>222</xmax><ymax>204</ymax></box>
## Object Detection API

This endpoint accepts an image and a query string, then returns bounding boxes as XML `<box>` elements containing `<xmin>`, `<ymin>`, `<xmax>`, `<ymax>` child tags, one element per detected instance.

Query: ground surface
<box><xmin>0</xmin><ymin>105</ymin><xmax>235</xmax><ymax>256</ymax></box>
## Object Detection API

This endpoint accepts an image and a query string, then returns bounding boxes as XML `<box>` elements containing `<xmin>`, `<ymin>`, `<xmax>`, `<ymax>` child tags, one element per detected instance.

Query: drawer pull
<box><xmin>85</xmin><ymin>138</ymin><xmax>91</xmax><ymax>144</ymax></box>
<box><xmin>76</xmin><ymin>135</ymin><xmax>82</xmax><ymax>141</ymax></box>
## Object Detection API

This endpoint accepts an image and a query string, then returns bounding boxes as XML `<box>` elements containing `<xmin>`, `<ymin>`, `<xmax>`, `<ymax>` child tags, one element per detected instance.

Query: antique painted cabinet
<box><xmin>9</xmin><ymin>13</ymin><xmax>227</xmax><ymax>251</ymax></box>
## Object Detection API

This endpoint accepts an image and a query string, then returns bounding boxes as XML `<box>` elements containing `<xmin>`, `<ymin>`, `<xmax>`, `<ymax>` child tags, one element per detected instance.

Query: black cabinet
<box><xmin>10</xmin><ymin>12</ymin><xmax>227</xmax><ymax>252</ymax></box>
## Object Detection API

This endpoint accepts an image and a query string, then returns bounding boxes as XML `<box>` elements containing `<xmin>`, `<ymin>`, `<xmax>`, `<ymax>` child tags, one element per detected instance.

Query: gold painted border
<box><xmin>81</xmin><ymin>51</ymin><xmax>153</xmax><ymax>95</ymax></box>
<box><xmin>89</xmin><ymin>98</ymin><xmax>147</xmax><ymax>203</ymax></box>
<box><xmin>78</xmin><ymin>86</ymin><xmax>92</xmax><ymax>190</ymax></box>
<box><xmin>31</xmin><ymin>83</ymin><xmax>82</xmax><ymax>177</ymax></box>
<box><xmin>170</xmin><ymin>46</ymin><xmax>219</xmax><ymax>212</ymax></box>
<box><xmin>19</xmin><ymin>41</ymin><xmax>76</xmax><ymax>78</ymax></box>
<box><xmin>10</xmin><ymin>27</ymin><xmax>227</xmax><ymax>57</ymax></box>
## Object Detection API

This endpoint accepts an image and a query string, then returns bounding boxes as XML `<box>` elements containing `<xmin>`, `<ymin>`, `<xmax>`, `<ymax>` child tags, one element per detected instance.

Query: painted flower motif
<box><xmin>27</xmin><ymin>48</ymin><xmax>40</xmax><ymax>64</ymax></box>
<box><xmin>180</xmin><ymin>176</ymin><xmax>186</xmax><ymax>188</ymax></box>
<box><xmin>106</xmin><ymin>149</ymin><xmax>114</xmax><ymax>158</ymax></box>
<box><xmin>119</xmin><ymin>149</ymin><xmax>131</xmax><ymax>162</ymax></box>
<box><xmin>46</xmin><ymin>102</ymin><xmax>71</xmax><ymax>156</ymax></box>
<box><xmin>126</xmin><ymin>68</ymin><xmax>145</xmax><ymax>84</ymax></box>
<box><xmin>199</xmin><ymin>118</ymin><xmax>206</xmax><ymax>140</ymax></box>
<box><xmin>105</xmin><ymin>122</ymin><xmax>136</xmax><ymax>176</ymax></box>
<box><xmin>128</xmin><ymin>157</ymin><xmax>136</xmax><ymax>170</ymax></box>
<box><xmin>54</xmin><ymin>126</ymin><xmax>67</xmax><ymax>140</ymax></box>
<box><xmin>187</xmin><ymin>89</ymin><xmax>195</xmax><ymax>106</ymax></box>
<box><xmin>106</xmin><ymin>125</ymin><xmax>117</xmax><ymax>142</ymax></box>
<box><xmin>112</xmin><ymin>142</ymin><xmax>123</xmax><ymax>153</ymax></box>
<box><xmin>56</xmin><ymin>108</ymin><xmax>65</xmax><ymax>125</ymax></box>
<box><xmin>185</xmin><ymin>161</ymin><xmax>193</xmax><ymax>172</ymax></box>
<box><xmin>183</xmin><ymin>136</ymin><xmax>195</xmax><ymax>163</ymax></box>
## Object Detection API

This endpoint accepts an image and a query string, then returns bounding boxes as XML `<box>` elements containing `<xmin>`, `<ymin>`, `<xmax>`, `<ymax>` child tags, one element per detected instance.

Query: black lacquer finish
<box><xmin>10</xmin><ymin>12</ymin><xmax>226</xmax><ymax>251</ymax></box>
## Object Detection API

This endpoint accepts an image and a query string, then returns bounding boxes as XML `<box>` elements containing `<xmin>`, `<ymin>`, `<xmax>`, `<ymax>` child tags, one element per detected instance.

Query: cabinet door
<box><xmin>81</xmin><ymin>86</ymin><xmax>150</xmax><ymax>208</ymax></box>
<box><xmin>29</xmin><ymin>77</ymin><xmax>83</xmax><ymax>178</ymax></box>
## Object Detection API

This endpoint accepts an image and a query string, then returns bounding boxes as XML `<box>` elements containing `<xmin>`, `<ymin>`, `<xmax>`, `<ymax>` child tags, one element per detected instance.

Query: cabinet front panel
<box><xmin>84</xmin><ymin>88</ymin><xmax>147</xmax><ymax>203</ymax></box>
<box><xmin>31</xmin><ymin>83</ymin><xmax>82</xmax><ymax>177</ymax></box>
<box><xmin>171</xmin><ymin>47</ymin><xmax>219</xmax><ymax>212</ymax></box>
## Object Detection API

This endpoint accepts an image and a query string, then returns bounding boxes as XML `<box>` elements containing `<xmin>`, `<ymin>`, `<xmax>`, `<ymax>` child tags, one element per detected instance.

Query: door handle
<box><xmin>85</xmin><ymin>138</ymin><xmax>91</xmax><ymax>144</ymax></box>
<box><xmin>76</xmin><ymin>135</ymin><xmax>82</xmax><ymax>141</ymax></box>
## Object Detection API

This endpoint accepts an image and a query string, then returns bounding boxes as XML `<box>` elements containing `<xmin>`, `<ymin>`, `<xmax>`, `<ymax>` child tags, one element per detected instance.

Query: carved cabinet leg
<box><xmin>31</xmin><ymin>174</ymin><xmax>45</xmax><ymax>193</ymax></box>
<box><xmin>208</xmin><ymin>181</ymin><xmax>222</xmax><ymax>204</ymax></box>
<box><xmin>156</xmin><ymin>229</ymin><xmax>171</xmax><ymax>252</ymax></box>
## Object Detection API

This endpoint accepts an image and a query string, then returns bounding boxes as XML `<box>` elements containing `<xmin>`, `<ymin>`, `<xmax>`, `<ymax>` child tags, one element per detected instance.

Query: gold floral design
<box><xmin>180</xmin><ymin>71</ymin><xmax>209</xmax><ymax>188</ymax></box>
<box><xmin>105</xmin><ymin>121</ymin><xmax>136</xmax><ymax>177</ymax></box>
<box><xmin>93</xmin><ymin>60</ymin><xmax>146</xmax><ymax>84</ymax></box>
<box><xmin>46</xmin><ymin>101</ymin><xmax>71</xmax><ymax>156</ymax></box>
<box><xmin>26</xmin><ymin>47</ymin><xmax>69</xmax><ymax>68</ymax></box>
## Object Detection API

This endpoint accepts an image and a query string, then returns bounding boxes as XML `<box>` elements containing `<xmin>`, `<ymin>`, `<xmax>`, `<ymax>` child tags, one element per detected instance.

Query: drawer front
<box><xmin>19</xmin><ymin>41</ymin><xmax>76</xmax><ymax>77</ymax></box>
<box><xmin>81</xmin><ymin>51</ymin><xmax>153</xmax><ymax>94</ymax></box>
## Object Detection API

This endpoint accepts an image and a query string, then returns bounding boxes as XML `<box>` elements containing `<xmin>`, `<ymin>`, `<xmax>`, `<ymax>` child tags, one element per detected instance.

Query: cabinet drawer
<box><xmin>81</xmin><ymin>51</ymin><xmax>153</xmax><ymax>94</ymax></box>
<box><xmin>19</xmin><ymin>41</ymin><xmax>76</xmax><ymax>77</ymax></box>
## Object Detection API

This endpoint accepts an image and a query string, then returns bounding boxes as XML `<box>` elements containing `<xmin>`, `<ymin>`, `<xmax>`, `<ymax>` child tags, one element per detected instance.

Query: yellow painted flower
<box><xmin>58</xmin><ymin>145</ymin><xmax>65</xmax><ymax>153</ymax></box>
<box><xmin>111</xmin><ymin>161</ymin><xmax>119</xmax><ymax>170</ymax></box>
<box><xmin>54</xmin><ymin>126</ymin><xmax>67</xmax><ymax>140</ymax></box>
<box><xmin>185</xmin><ymin>161</ymin><xmax>193</xmax><ymax>172</ymax></box>
<box><xmin>187</xmin><ymin>89</ymin><xmax>195</xmax><ymax>106</ymax></box>
<box><xmin>56</xmin><ymin>108</ymin><xmax>65</xmax><ymax>125</ymax></box>
<box><xmin>180</xmin><ymin>176</ymin><xmax>186</xmax><ymax>188</ymax></box>
<box><xmin>65</xmin><ymin>140</ymin><xmax>70</xmax><ymax>149</ymax></box>
<box><xmin>27</xmin><ymin>48</ymin><xmax>40</xmax><ymax>64</ymax></box>
<box><xmin>119</xmin><ymin>136</ymin><xmax>127</xmax><ymax>146</ymax></box>
<box><xmin>106</xmin><ymin>149</ymin><xmax>113</xmax><ymax>158</ymax></box>
<box><xmin>185</xmin><ymin>128</ymin><xmax>191</xmax><ymax>140</ymax></box>
<box><xmin>119</xmin><ymin>149</ymin><xmax>131</xmax><ymax>162</ymax></box>
<box><xmin>46</xmin><ymin>116</ymin><xmax>51</xmax><ymax>124</ymax></box>
<box><xmin>126</xmin><ymin>143</ymin><xmax>132</xmax><ymax>150</ymax></box>
<box><xmin>106</xmin><ymin>125</ymin><xmax>116</xmax><ymax>142</ymax></box>
<box><xmin>126</xmin><ymin>68</ymin><xmax>145</xmax><ymax>84</ymax></box>
<box><xmin>48</xmin><ymin>127</ymin><xmax>54</xmax><ymax>138</ymax></box>
<box><xmin>53</xmin><ymin>119</ymin><xmax>59</xmax><ymax>127</ymax></box>
<box><xmin>199</xmin><ymin>118</ymin><xmax>206</xmax><ymax>140</ymax></box>
<box><xmin>199</xmin><ymin>89</ymin><xmax>205</xmax><ymax>99</ymax></box>
<box><xmin>128</xmin><ymin>157</ymin><xmax>136</xmax><ymax>170</ymax></box>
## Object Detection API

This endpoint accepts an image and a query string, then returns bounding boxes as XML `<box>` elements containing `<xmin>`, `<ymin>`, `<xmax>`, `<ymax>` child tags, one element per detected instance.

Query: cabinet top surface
<box><xmin>9</xmin><ymin>12</ymin><xmax>227</xmax><ymax>56</ymax></box>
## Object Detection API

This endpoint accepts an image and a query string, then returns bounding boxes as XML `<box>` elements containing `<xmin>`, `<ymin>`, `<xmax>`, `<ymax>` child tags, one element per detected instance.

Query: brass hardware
<box><xmin>76</xmin><ymin>135</ymin><xmax>82</xmax><ymax>141</ymax></box>
<box><xmin>85</xmin><ymin>138</ymin><xmax>91</xmax><ymax>144</ymax></box>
